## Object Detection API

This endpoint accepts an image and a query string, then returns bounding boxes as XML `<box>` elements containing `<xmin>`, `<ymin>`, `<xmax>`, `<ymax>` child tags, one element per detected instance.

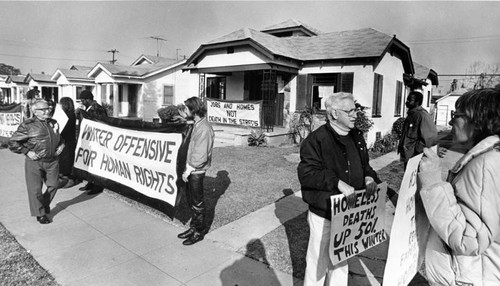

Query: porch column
<box><xmin>113</xmin><ymin>84</ymin><xmax>119</xmax><ymax>117</ymax></box>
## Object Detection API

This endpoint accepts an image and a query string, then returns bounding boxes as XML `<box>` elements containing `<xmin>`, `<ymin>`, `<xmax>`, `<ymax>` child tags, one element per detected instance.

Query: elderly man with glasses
<box><xmin>297</xmin><ymin>92</ymin><xmax>380</xmax><ymax>285</ymax></box>
<box><xmin>9</xmin><ymin>100</ymin><xmax>65</xmax><ymax>224</ymax></box>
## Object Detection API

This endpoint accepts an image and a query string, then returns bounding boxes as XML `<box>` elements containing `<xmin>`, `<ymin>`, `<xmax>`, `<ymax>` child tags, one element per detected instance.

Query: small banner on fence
<box><xmin>74</xmin><ymin>117</ymin><xmax>184</xmax><ymax>207</ymax></box>
<box><xmin>206</xmin><ymin>98</ymin><xmax>261</xmax><ymax>127</ymax></box>
<box><xmin>383</xmin><ymin>152</ymin><xmax>432</xmax><ymax>286</ymax></box>
<box><xmin>329</xmin><ymin>182</ymin><xmax>388</xmax><ymax>265</ymax></box>
<box><xmin>0</xmin><ymin>103</ymin><xmax>23</xmax><ymax>142</ymax></box>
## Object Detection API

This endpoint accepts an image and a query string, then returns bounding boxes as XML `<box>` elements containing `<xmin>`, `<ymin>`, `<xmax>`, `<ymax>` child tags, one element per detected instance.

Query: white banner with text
<box><xmin>74</xmin><ymin>118</ymin><xmax>182</xmax><ymax>206</ymax></box>
<box><xmin>206</xmin><ymin>99</ymin><xmax>261</xmax><ymax>127</ymax></box>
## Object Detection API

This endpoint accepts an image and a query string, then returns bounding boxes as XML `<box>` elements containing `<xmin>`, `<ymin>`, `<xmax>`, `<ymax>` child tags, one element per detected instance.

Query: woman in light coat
<box><xmin>418</xmin><ymin>88</ymin><xmax>500</xmax><ymax>286</ymax></box>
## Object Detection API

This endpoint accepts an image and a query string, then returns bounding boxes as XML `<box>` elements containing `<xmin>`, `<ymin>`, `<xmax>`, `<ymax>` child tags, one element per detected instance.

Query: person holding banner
<box><xmin>297</xmin><ymin>92</ymin><xmax>380</xmax><ymax>286</ymax></box>
<box><xmin>8</xmin><ymin>100</ymin><xmax>65</xmax><ymax>224</ymax></box>
<box><xmin>398</xmin><ymin>90</ymin><xmax>438</xmax><ymax>169</ymax></box>
<box><xmin>58</xmin><ymin>97</ymin><xmax>79</xmax><ymax>187</ymax></box>
<box><xmin>177</xmin><ymin>97</ymin><xmax>214</xmax><ymax>246</ymax></box>
<box><xmin>77</xmin><ymin>90</ymin><xmax>108</xmax><ymax>195</ymax></box>
<box><xmin>418</xmin><ymin>88</ymin><xmax>500</xmax><ymax>286</ymax></box>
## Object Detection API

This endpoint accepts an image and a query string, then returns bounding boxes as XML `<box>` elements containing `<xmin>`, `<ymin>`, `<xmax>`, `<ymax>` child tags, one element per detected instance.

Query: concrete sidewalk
<box><xmin>0</xmin><ymin>136</ymin><xmax>460</xmax><ymax>286</ymax></box>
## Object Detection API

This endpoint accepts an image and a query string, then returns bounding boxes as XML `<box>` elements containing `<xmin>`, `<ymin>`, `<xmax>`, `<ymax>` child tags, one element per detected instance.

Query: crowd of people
<box><xmin>6</xmin><ymin>86</ymin><xmax>500</xmax><ymax>284</ymax></box>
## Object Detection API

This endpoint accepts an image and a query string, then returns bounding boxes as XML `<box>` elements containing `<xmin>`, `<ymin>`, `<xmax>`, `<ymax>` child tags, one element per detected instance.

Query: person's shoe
<box><xmin>79</xmin><ymin>182</ymin><xmax>92</xmax><ymax>191</ymax></box>
<box><xmin>182</xmin><ymin>232</ymin><xmax>204</xmax><ymax>245</ymax></box>
<box><xmin>87</xmin><ymin>186</ymin><xmax>104</xmax><ymax>195</ymax></box>
<box><xmin>177</xmin><ymin>228</ymin><xmax>195</xmax><ymax>239</ymax></box>
<box><xmin>36</xmin><ymin>215</ymin><xmax>50</xmax><ymax>224</ymax></box>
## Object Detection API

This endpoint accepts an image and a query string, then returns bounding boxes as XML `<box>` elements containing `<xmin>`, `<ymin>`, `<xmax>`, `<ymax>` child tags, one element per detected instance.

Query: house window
<box><xmin>394</xmin><ymin>80</ymin><xmax>403</xmax><ymax>116</ymax></box>
<box><xmin>372</xmin><ymin>73</ymin><xmax>383</xmax><ymax>117</ymax></box>
<box><xmin>206</xmin><ymin>77</ymin><xmax>226</xmax><ymax>99</ymax></box>
<box><xmin>163</xmin><ymin>85</ymin><xmax>174</xmax><ymax>105</ymax></box>
<box><xmin>427</xmin><ymin>91</ymin><xmax>431</xmax><ymax>107</ymax></box>
<box><xmin>310</xmin><ymin>73</ymin><xmax>354</xmax><ymax>110</ymax></box>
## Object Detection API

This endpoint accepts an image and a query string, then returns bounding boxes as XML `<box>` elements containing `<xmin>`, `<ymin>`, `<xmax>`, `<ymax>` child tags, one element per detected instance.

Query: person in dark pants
<box><xmin>58</xmin><ymin>97</ymin><xmax>80</xmax><ymax>188</ymax></box>
<box><xmin>9</xmin><ymin>100</ymin><xmax>65</xmax><ymax>224</ymax></box>
<box><xmin>297</xmin><ymin>92</ymin><xmax>380</xmax><ymax>285</ymax></box>
<box><xmin>398</xmin><ymin>90</ymin><xmax>438</xmax><ymax>169</ymax></box>
<box><xmin>76</xmin><ymin>90</ymin><xmax>108</xmax><ymax>195</ymax></box>
<box><xmin>177</xmin><ymin>97</ymin><xmax>215</xmax><ymax>246</ymax></box>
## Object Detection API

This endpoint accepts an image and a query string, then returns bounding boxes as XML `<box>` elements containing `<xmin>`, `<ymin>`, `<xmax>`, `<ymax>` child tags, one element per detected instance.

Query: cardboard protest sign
<box><xmin>0</xmin><ymin>103</ymin><xmax>22</xmax><ymax>143</ymax></box>
<box><xmin>74</xmin><ymin>117</ymin><xmax>185</xmax><ymax>207</ymax></box>
<box><xmin>329</xmin><ymin>183</ymin><xmax>388</xmax><ymax>265</ymax></box>
<box><xmin>383</xmin><ymin>153</ymin><xmax>431</xmax><ymax>286</ymax></box>
<box><xmin>52</xmin><ymin>104</ymin><xmax>68</xmax><ymax>132</ymax></box>
<box><xmin>206</xmin><ymin>98</ymin><xmax>261</xmax><ymax>127</ymax></box>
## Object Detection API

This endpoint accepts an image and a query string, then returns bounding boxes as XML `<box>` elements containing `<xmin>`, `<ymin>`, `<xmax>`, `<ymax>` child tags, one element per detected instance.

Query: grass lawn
<box><xmin>0</xmin><ymin>222</ymin><xmax>59</xmax><ymax>286</ymax></box>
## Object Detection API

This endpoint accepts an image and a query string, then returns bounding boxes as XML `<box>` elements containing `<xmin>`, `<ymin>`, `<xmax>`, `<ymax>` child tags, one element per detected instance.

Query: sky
<box><xmin>1</xmin><ymin>1</ymin><xmax>500</xmax><ymax>90</ymax></box>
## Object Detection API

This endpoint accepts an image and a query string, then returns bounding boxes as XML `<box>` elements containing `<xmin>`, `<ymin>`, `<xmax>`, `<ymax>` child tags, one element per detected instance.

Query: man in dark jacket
<box><xmin>77</xmin><ymin>90</ymin><xmax>108</xmax><ymax>195</ymax></box>
<box><xmin>297</xmin><ymin>92</ymin><xmax>380</xmax><ymax>286</ymax></box>
<box><xmin>9</xmin><ymin>100</ymin><xmax>65</xmax><ymax>224</ymax></box>
<box><xmin>397</xmin><ymin>91</ymin><xmax>438</xmax><ymax>169</ymax></box>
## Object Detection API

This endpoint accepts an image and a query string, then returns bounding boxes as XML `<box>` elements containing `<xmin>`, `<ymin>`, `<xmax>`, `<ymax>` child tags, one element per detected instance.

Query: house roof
<box><xmin>51</xmin><ymin>68</ymin><xmax>94</xmax><ymax>81</ymax></box>
<box><xmin>70</xmin><ymin>65</ymin><xmax>93</xmax><ymax>72</ymax></box>
<box><xmin>260</xmin><ymin>19</ymin><xmax>322</xmax><ymax>36</ymax></box>
<box><xmin>6</xmin><ymin>75</ymin><xmax>27</xmax><ymax>84</ymax></box>
<box><xmin>188</xmin><ymin>24</ymin><xmax>414</xmax><ymax>74</ymax></box>
<box><xmin>88</xmin><ymin>59</ymin><xmax>186</xmax><ymax>79</ymax></box>
<box><xmin>131</xmin><ymin>54</ymin><xmax>179</xmax><ymax>66</ymax></box>
<box><xmin>26</xmin><ymin>73</ymin><xmax>56</xmax><ymax>83</ymax></box>
<box><xmin>413</xmin><ymin>62</ymin><xmax>439</xmax><ymax>85</ymax></box>
<box><xmin>435</xmin><ymin>87</ymin><xmax>469</xmax><ymax>103</ymax></box>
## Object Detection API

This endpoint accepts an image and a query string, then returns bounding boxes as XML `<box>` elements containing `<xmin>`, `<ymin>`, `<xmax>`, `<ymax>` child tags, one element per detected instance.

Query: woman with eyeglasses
<box><xmin>418</xmin><ymin>88</ymin><xmax>500</xmax><ymax>285</ymax></box>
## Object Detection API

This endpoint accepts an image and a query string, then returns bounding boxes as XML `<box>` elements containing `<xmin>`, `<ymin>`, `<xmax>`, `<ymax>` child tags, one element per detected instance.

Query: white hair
<box><xmin>324</xmin><ymin>92</ymin><xmax>354</xmax><ymax>121</ymax></box>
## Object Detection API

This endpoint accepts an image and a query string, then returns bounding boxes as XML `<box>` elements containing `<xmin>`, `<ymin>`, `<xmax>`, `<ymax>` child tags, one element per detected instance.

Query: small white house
<box><xmin>26</xmin><ymin>73</ymin><xmax>58</xmax><ymax>102</ymax></box>
<box><xmin>51</xmin><ymin>67</ymin><xmax>95</xmax><ymax>103</ymax></box>
<box><xmin>434</xmin><ymin>88</ymin><xmax>468</xmax><ymax>127</ymax></box>
<box><xmin>5</xmin><ymin>75</ymin><xmax>29</xmax><ymax>103</ymax></box>
<box><xmin>87</xmin><ymin>55</ymin><xmax>199</xmax><ymax>120</ymax></box>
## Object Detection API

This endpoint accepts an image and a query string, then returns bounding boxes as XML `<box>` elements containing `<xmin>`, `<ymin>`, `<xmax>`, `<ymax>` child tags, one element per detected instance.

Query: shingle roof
<box><xmin>70</xmin><ymin>65</ymin><xmax>92</xmax><ymax>72</ymax></box>
<box><xmin>98</xmin><ymin>63</ymin><xmax>157</xmax><ymax>77</ymax></box>
<box><xmin>28</xmin><ymin>73</ymin><xmax>55</xmax><ymax>83</ymax></box>
<box><xmin>54</xmin><ymin>69</ymin><xmax>93</xmax><ymax>80</ymax></box>
<box><xmin>261</xmin><ymin>19</ymin><xmax>322</xmax><ymax>35</ymax></box>
<box><xmin>138</xmin><ymin>55</ymin><xmax>179</xmax><ymax>65</ymax></box>
<box><xmin>413</xmin><ymin>62</ymin><xmax>431</xmax><ymax>79</ymax></box>
<box><xmin>6</xmin><ymin>75</ymin><xmax>26</xmax><ymax>84</ymax></box>
<box><xmin>206</xmin><ymin>27</ymin><xmax>393</xmax><ymax>61</ymax></box>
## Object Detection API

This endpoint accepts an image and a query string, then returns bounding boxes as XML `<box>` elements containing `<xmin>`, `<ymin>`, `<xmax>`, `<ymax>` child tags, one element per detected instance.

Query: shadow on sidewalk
<box><xmin>220</xmin><ymin>239</ymin><xmax>281</xmax><ymax>286</ymax></box>
<box><xmin>174</xmin><ymin>170</ymin><xmax>231</xmax><ymax>231</ymax></box>
<box><xmin>49</xmin><ymin>191</ymin><xmax>95</xmax><ymax>219</ymax></box>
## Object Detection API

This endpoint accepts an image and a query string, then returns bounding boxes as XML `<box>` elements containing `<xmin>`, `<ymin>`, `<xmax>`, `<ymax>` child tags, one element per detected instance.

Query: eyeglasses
<box><xmin>451</xmin><ymin>110</ymin><xmax>466</xmax><ymax>121</ymax></box>
<box><xmin>337</xmin><ymin>108</ymin><xmax>357</xmax><ymax>116</ymax></box>
<box><xmin>35</xmin><ymin>108</ymin><xmax>52</xmax><ymax>112</ymax></box>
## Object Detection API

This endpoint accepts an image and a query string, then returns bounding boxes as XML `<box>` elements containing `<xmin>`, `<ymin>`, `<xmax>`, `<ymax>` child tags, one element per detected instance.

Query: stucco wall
<box><xmin>197</xmin><ymin>47</ymin><xmax>267</xmax><ymax>68</ymax></box>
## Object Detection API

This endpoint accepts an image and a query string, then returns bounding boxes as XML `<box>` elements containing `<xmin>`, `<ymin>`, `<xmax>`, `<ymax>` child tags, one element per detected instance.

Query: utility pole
<box><xmin>108</xmin><ymin>49</ymin><xmax>119</xmax><ymax>64</ymax></box>
<box><xmin>150</xmin><ymin>36</ymin><xmax>168</xmax><ymax>57</ymax></box>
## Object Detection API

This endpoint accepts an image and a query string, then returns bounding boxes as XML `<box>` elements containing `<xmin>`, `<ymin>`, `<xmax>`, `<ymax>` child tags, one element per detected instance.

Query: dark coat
<box><xmin>398</xmin><ymin>106</ymin><xmax>438</xmax><ymax>162</ymax></box>
<box><xmin>297</xmin><ymin>123</ymin><xmax>380</xmax><ymax>219</ymax></box>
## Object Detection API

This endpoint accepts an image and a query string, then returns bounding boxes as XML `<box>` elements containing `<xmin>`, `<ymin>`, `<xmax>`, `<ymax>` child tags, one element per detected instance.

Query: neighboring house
<box><xmin>25</xmin><ymin>73</ymin><xmax>58</xmax><ymax>102</ymax></box>
<box><xmin>184</xmin><ymin>19</ymin><xmax>420</xmax><ymax>145</ymax></box>
<box><xmin>5</xmin><ymin>75</ymin><xmax>29</xmax><ymax>103</ymax></box>
<box><xmin>51</xmin><ymin>67</ymin><xmax>95</xmax><ymax>103</ymax></box>
<box><xmin>0</xmin><ymin>75</ymin><xmax>9</xmax><ymax>103</ymax></box>
<box><xmin>405</xmin><ymin>62</ymin><xmax>439</xmax><ymax>115</ymax></box>
<box><xmin>87</xmin><ymin>55</ymin><xmax>198</xmax><ymax>120</ymax></box>
<box><xmin>434</xmin><ymin>88</ymin><xmax>468</xmax><ymax>127</ymax></box>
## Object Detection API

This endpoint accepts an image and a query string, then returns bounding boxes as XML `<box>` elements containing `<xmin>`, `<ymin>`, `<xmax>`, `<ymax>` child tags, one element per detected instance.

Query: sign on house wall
<box><xmin>329</xmin><ymin>183</ymin><xmax>387</xmax><ymax>265</ymax></box>
<box><xmin>206</xmin><ymin>98</ymin><xmax>261</xmax><ymax>127</ymax></box>
<box><xmin>74</xmin><ymin>118</ymin><xmax>183</xmax><ymax>206</ymax></box>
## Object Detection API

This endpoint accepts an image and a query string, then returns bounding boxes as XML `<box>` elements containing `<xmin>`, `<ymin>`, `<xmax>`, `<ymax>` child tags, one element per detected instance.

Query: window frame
<box><xmin>372</xmin><ymin>73</ymin><xmax>383</xmax><ymax>117</ymax></box>
<box><xmin>163</xmin><ymin>85</ymin><xmax>174</xmax><ymax>106</ymax></box>
<box><xmin>394</xmin><ymin>80</ymin><xmax>403</xmax><ymax>117</ymax></box>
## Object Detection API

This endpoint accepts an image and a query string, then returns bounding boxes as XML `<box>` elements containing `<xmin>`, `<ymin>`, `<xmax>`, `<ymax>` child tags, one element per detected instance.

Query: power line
<box><xmin>0</xmin><ymin>52</ymin><xmax>105</xmax><ymax>63</ymax></box>
<box><xmin>407</xmin><ymin>34</ymin><xmax>500</xmax><ymax>45</ymax></box>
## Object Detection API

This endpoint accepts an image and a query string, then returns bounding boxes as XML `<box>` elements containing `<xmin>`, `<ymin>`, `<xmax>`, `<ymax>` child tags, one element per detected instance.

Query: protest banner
<box><xmin>329</xmin><ymin>182</ymin><xmax>388</xmax><ymax>265</ymax></box>
<box><xmin>206</xmin><ymin>98</ymin><xmax>261</xmax><ymax>127</ymax></box>
<box><xmin>74</xmin><ymin>116</ymin><xmax>189</xmax><ymax>208</ymax></box>
<box><xmin>383</xmin><ymin>153</ymin><xmax>431</xmax><ymax>286</ymax></box>
<box><xmin>0</xmin><ymin>103</ymin><xmax>22</xmax><ymax>144</ymax></box>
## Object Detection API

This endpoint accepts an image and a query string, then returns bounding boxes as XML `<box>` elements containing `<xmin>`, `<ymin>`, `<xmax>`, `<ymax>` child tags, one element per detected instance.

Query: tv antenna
<box><xmin>150</xmin><ymin>36</ymin><xmax>168</xmax><ymax>57</ymax></box>
<box><xmin>107</xmin><ymin>49</ymin><xmax>119</xmax><ymax>64</ymax></box>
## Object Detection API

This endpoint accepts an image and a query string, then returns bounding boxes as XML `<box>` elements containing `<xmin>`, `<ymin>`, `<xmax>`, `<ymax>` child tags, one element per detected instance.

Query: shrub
<box><xmin>157</xmin><ymin>104</ymin><xmax>186</xmax><ymax>123</ymax></box>
<box><xmin>102</xmin><ymin>103</ymin><xmax>113</xmax><ymax>116</ymax></box>
<box><xmin>289</xmin><ymin>106</ymin><xmax>317</xmax><ymax>143</ymax></box>
<box><xmin>371</xmin><ymin>132</ymin><xmax>399</xmax><ymax>154</ymax></box>
<box><xmin>392</xmin><ymin>117</ymin><xmax>405</xmax><ymax>139</ymax></box>
<box><xmin>247</xmin><ymin>129</ymin><xmax>267</xmax><ymax>147</ymax></box>
<box><xmin>354</xmin><ymin>102</ymin><xmax>374</xmax><ymax>134</ymax></box>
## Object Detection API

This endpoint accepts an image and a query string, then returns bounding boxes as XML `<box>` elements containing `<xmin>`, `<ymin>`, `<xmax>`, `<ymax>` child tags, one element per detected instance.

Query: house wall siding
<box><xmin>197</xmin><ymin>47</ymin><xmax>267</xmax><ymax>68</ymax></box>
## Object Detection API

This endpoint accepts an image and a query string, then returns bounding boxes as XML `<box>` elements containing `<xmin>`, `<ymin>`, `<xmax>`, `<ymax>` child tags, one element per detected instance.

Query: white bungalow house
<box><xmin>184</xmin><ymin>19</ymin><xmax>428</xmax><ymax>145</ymax></box>
<box><xmin>51</xmin><ymin>66</ymin><xmax>95</xmax><ymax>103</ymax></box>
<box><xmin>87</xmin><ymin>55</ymin><xmax>198</xmax><ymax>120</ymax></box>
<box><xmin>434</xmin><ymin>87</ymin><xmax>468</xmax><ymax>128</ymax></box>
<box><xmin>5</xmin><ymin>75</ymin><xmax>29</xmax><ymax>103</ymax></box>
<box><xmin>0</xmin><ymin>75</ymin><xmax>9</xmax><ymax>103</ymax></box>
<box><xmin>26</xmin><ymin>73</ymin><xmax>58</xmax><ymax>102</ymax></box>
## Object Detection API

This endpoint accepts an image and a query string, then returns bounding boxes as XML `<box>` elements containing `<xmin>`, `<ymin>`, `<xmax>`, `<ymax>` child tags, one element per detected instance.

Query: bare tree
<box><xmin>464</xmin><ymin>61</ymin><xmax>500</xmax><ymax>89</ymax></box>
